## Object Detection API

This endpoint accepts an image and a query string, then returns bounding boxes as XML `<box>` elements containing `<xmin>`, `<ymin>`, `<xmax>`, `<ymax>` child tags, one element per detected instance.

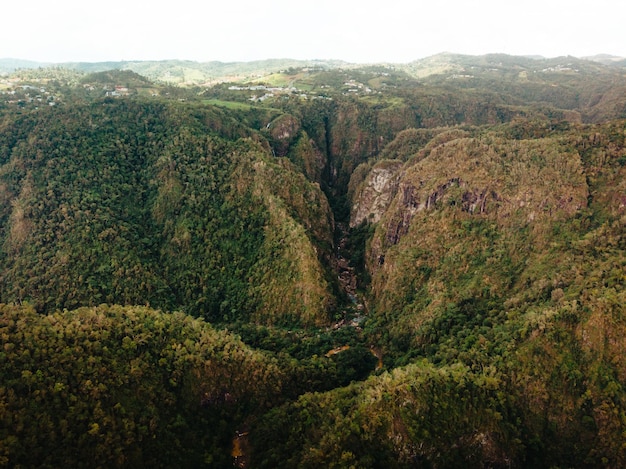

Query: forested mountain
<box><xmin>1</xmin><ymin>55</ymin><xmax>625</xmax><ymax>467</ymax></box>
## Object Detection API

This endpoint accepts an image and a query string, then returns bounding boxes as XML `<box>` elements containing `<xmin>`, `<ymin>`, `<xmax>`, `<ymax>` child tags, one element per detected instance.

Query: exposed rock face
<box><xmin>375</xmin><ymin>137</ymin><xmax>589</xmax><ymax>248</ymax></box>
<box><xmin>383</xmin><ymin>178</ymin><xmax>504</xmax><ymax>245</ymax></box>
<box><xmin>350</xmin><ymin>161</ymin><xmax>403</xmax><ymax>227</ymax></box>
<box><xmin>268</xmin><ymin>114</ymin><xmax>301</xmax><ymax>156</ymax></box>
<box><xmin>365</xmin><ymin>135</ymin><xmax>591</xmax><ymax>309</ymax></box>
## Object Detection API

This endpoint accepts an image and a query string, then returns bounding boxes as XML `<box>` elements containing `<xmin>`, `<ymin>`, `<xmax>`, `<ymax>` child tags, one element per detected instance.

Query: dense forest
<box><xmin>1</xmin><ymin>54</ymin><xmax>626</xmax><ymax>467</ymax></box>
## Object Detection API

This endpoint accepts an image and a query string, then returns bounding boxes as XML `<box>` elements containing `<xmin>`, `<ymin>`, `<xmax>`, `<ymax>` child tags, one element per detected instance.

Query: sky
<box><xmin>2</xmin><ymin>0</ymin><xmax>625</xmax><ymax>63</ymax></box>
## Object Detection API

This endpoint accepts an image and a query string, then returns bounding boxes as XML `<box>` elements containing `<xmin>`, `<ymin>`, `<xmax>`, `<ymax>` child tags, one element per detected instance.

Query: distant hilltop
<box><xmin>0</xmin><ymin>57</ymin><xmax>350</xmax><ymax>80</ymax></box>
<box><xmin>0</xmin><ymin>58</ymin><xmax>52</xmax><ymax>72</ymax></box>
<box><xmin>582</xmin><ymin>53</ymin><xmax>626</xmax><ymax>66</ymax></box>
<box><xmin>1</xmin><ymin>52</ymin><xmax>624</xmax><ymax>79</ymax></box>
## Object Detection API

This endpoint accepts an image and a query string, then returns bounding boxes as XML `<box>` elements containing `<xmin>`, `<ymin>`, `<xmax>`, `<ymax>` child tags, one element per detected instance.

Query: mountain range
<box><xmin>1</xmin><ymin>53</ymin><xmax>626</xmax><ymax>467</ymax></box>
<box><xmin>2</xmin><ymin>52</ymin><xmax>625</xmax><ymax>83</ymax></box>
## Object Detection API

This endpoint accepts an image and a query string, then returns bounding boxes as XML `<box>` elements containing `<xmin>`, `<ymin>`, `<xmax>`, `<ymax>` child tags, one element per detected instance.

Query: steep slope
<box><xmin>0</xmin><ymin>100</ymin><xmax>335</xmax><ymax>325</ymax></box>
<box><xmin>357</xmin><ymin>121</ymin><xmax>624</xmax><ymax>355</ymax></box>
<box><xmin>364</xmin><ymin>127</ymin><xmax>587</xmax><ymax>338</ymax></box>
<box><xmin>281</xmin><ymin>92</ymin><xmax>558</xmax><ymax>219</ymax></box>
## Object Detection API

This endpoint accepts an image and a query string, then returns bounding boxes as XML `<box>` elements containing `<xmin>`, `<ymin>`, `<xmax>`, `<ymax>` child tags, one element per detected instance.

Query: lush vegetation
<box><xmin>0</xmin><ymin>54</ymin><xmax>625</xmax><ymax>467</ymax></box>
<box><xmin>0</xmin><ymin>98</ymin><xmax>334</xmax><ymax>326</ymax></box>
<box><xmin>0</xmin><ymin>304</ymin><xmax>287</xmax><ymax>467</ymax></box>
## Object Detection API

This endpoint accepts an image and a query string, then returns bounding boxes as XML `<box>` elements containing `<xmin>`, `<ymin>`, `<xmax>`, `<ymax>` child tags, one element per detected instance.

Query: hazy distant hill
<box><xmin>0</xmin><ymin>58</ymin><xmax>49</xmax><ymax>73</ymax></box>
<box><xmin>395</xmin><ymin>52</ymin><xmax>626</xmax><ymax>123</ymax></box>
<box><xmin>1</xmin><ymin>58</ymin><xmax>351</xmax><ymax>83</ymax></box>
<box><xmin>3</xmin><ymin>52</ymin><xmax>624</xmax><ymax>82</ymax></box>
<box><xmin>401</xmin><ymin>52</ymin><xmax>624</xmax><ymax>78</ymax></box>
<box><xmin>583</xmin><ymin>53</ymin><xmax>626</xmax><ymax>66</ymax></box>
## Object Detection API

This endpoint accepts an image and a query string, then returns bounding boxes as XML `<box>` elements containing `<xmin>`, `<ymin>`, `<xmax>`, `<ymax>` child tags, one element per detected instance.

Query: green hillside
<box><xmin>0</xmin><ymin>304</ymin><xmax>285</xmax><ymax>467</ymax></box>
<box><xmin>0</xmin><ymin>99</ymin><xmax>335</xmax><ymax>326</ymax></box>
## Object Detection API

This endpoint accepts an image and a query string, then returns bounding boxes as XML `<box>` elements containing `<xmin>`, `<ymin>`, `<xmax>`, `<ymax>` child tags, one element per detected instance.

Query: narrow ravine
<box><xmin>334</xmin><ymin>221</ymin><xmax>385</xmax><ymax>370</ymax></box>
<box><xmin>334</xmin><ymin>221</ymin><xmax>366</xmax><ymax>326</ymax></box>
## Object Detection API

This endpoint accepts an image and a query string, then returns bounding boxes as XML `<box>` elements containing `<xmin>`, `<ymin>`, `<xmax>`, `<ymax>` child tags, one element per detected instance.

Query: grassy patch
<box><xmin>360</xmin><ymin>94</ymin><xmax>405</xmax><ymax>108</ymax></box>
<box><xmin>202</xmin><ymin>99</ymin><xmax>256</xmax><ymax>110</ymax></box>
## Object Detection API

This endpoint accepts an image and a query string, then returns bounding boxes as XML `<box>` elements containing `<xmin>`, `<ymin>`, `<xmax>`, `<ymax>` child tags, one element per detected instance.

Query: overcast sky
<box><xmin>2</xmin><ymin>0</ymin><xmax>624</xmax><ymax>63</ymax></box>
